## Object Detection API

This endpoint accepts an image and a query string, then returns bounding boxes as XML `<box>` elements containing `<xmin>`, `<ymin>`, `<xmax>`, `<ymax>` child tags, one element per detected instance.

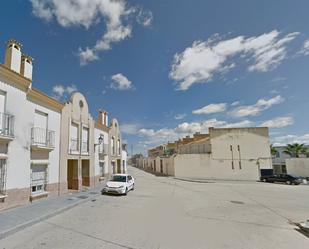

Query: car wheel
<box><xmin>124</xmin><ymin>188</ymin><xmax>128</xmax><ymax>195</ymax></box>
<box><xmin>286</xmin><ymin>180</ymin><xmax>291</xmax><ymax>185</ymax></box>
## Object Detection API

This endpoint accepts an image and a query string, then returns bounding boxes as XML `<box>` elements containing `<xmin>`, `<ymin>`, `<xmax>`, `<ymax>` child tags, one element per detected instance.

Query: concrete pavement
<box><xmin>1</xmin><ymin>166</ymin><xmax>309</xmax><ymax>248</ymax></box>
<box><xmin>0</xmin><ymin>182</ymin><xmax>105</xmax><ymax>240</ymax></box>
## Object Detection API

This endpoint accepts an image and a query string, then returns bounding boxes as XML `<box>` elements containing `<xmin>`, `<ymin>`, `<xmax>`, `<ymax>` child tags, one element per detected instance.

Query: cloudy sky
<box><xmin>1</xmin><ymin>0</ymin><xmax>309</xmax><ymax>154</ymax></box>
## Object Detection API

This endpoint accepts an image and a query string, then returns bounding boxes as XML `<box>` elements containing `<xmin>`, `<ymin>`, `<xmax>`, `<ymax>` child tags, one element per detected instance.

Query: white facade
<box><xmin>28</xmin><ymin>98</ymin><xmax>61</xmax><ymax>190</ymax></box>
<box><xmin>94</xmin><ymin>127</ymin><xmax>109</xmax><ymax>178</ymax></box>
<box><xmin>137</xmin><ymin>127</ymin><xmax>272</xmax><ymax>181</ymax></box>
<box><xmin>0</xmin><ymin>40</ymin><xmax>63</xmax><ymax>210</ymax></box>
<box><xmin>122</xmin><ymin>149</ymin><xmax>127</xmax><ymax>173</ymax></box>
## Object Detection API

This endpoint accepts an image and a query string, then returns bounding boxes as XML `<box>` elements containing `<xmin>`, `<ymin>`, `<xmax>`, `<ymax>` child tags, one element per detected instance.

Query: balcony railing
<box><xmin>0</xmin><ymin>112</ymin><xmax>14</xmax><ymax>138</ymax></box>
<box><xmin>31</xmin><ymin>127</ymin><xmax>55</xmax><ymax>149</ymax></box>
<box><xmin>98</xmin><ymin>144</ymin><xmax>108</xmax><ymax>155</ymax></box>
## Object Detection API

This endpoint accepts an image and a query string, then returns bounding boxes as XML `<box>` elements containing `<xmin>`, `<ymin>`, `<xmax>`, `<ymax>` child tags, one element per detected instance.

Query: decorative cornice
<box><xmin>0</xmin><ymin>64</ymin><xmax>31</xmax><ymax>91</ymax></box>
<box><xmin>28</xmin><ymin>88</ymin><xmax>64</xmax><ymax>111</ymax></box>
<box><xmin>95</xmin><ymin>122</ymin><xmax>110</xmax><ymax>133</ymax></box>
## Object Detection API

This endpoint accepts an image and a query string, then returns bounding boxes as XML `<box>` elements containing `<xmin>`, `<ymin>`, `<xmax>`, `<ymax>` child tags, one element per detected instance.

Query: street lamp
<box><xmin>98</xmin><ymin>135</ymin><xmax>104</xmax><ymax>145</ymax></box>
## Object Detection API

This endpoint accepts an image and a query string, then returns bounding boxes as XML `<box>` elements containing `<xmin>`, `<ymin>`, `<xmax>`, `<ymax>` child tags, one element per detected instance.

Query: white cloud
<box><xmin>52</xmin><ymin>84</ymin><xmax>77</xmax><ymax>100</ymax></box>
<box><xmin>229</xmin><ymin>95</ymin><xmax>284</xmax><ymax>117</ymax></box>
<box><xmin>298</xmin><ymin>39</ymin><xmax>309</xmax><ymax>56</ymax></box>
<box><xmin>170</xmin><ymin>30</ymin><xmax>299</xmax><ymax>90</ymax></box>
<box><xmin>231</xmin><ymin>101</ymin><xmax>241</xmax><ymax>106</ymax></box>
<box><xmin>260</xmin><ymin>116</ymin><xmax>294</xmax><ymax>128</ymax></box>
<box><xmin>30</xmin><ymin>0</ymin><xmax>152</xmax><ymax>65</ymax></box>
<box><xmin>136</xmin><ymin>9</ymin><xmax>153</xmax><ymax>27</ymax></box>
<box><xmin>272</xmin><ymin>134</ymin><xmax>309</xmax><ymax>146</ymax></box>
<box><xmin>110</xmin><ymin>73</ymin><xmax>133</xmax><ymax>90</ymax></box>
<box><xmin>78</xmin><ymin>47</ymin><xmax>99</xmax><ymax>65</ymax></box>
<box><xmin>121</xmin><ymin>123</ymin><xmax>140</xmax><ymax>135</ymax></box>
<box><xmin>174</xmin><ymin>114</ymin><xmax>186</xmax><ymax>120</ymax></box>
<box><xmin>193</xmin><ymin>103</ymin><xmax>226</xmax><ymax>115</ymax></box>
<box><xmin>136</xmin><ymin>118</ymin><xmax>256</xmax><ymax>146</ymax></box>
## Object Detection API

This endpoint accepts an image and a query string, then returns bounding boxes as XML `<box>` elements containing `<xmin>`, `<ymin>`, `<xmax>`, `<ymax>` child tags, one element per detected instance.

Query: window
<box><xmin>99</xmin><ymin>162</ymin><xmax>105</xmax><ymax>177</ymax></box>
<box><xmin>70</xmin><ymin>122</ymin><xmax>79</xmax><ymax>152</ymax></box>
<box><xmin>117</xmin><ymin>139</ymin><xmax>121</xmax><ymax>155</ymax></box>
<box><xmin>31</xmin><ymin>165</ymin><xmax>47</xmax><ymax>194</ymax></box>
<box><xmin>237</xmin><ymin>145</ymin><xmax>240</xmax><ymax>151</ymax></box>
<box><xmin>231</xmin><ymin>161</ymin><xmax>234</xmax><ymax>170</ymax></box>
<box><xmin>111</xmin><ymin>137</ymin><xmax>115</xmax><ymax>155</ymax></box>
<box><xmin>230</xmin><ymin>145</ymin><xmax>233</xmax><ymax>151</ymax></box>
<box><xmin>0</xmin><ymin>159</ymin><xmax>7</xmax><ymax>195</ymax></box>
<box><xmin>82</xmin><ymin>127</ymin><xmax>89</xmax><ymax>153</ymax></box>
<box><xmin>239</xmin><ymin>161</ymin><xmax>242</xmax><ymax>169</ymax></box>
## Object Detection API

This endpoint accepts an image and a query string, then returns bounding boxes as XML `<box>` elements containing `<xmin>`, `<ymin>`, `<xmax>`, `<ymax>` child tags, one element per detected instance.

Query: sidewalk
<box><xmin>0</xmin><ymin>182</ymin><xmax>105</xmax><ymax>240</ymax></box>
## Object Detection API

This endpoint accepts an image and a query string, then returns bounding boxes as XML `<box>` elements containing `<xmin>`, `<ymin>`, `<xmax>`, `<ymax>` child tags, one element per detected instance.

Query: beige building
<box><xmin>285</xmin><ymin>158</ymin><xmax>309</xmax><ymax>178</ymax></box>
<box><xmin>108</xmin><ymin>118</ymin><xmax>124</xmax><ymax>174</ymax></box>
<box><xmin>137</xmin><ymin>127</ymin><xmax>273</xmax><ymax>181</ymax></box>
<box><xmin>59</xmin><ymin>92</ymin><xmax>95</xmax><ymax>193</ymax></box>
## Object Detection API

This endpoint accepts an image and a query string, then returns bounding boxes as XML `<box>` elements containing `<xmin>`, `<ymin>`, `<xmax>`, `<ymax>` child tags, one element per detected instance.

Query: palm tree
<box><xmin>283</xmin><ymin>143</ymin><xmax>308</xmax><ymax>158</ymax></box>
<box><xmin>270</xmin><ymin>144</ymin><xmax>278</xmax><ymax>157</ymax></box>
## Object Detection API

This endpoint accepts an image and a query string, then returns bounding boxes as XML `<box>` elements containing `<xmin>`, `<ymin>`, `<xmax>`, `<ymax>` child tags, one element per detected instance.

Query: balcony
<box><xmin>31</xmin><ymin>127</ymin><xmax>55</xmax><ymax>151</ymax></box>
<box><xmin>99</xmin><ymin>144</ymin><xmax>108</xmax><ymax>160</ymax></box>
<box><xmin>0</xmin><ymin>112</ymin><xmax>14</xmax><ymax>141</ymax></box>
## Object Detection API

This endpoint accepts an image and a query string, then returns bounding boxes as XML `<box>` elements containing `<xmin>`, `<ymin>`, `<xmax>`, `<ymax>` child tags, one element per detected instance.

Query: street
<box><xmin>1</xmin><ymin>166</ymin><xmax>309</xmax><ymax>249</ymax></box>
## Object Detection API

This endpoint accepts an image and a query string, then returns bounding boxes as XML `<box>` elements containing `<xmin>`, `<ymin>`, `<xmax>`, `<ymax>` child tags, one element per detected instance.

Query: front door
<box><xmin>82</xmin><ymin>160</ymin><xmax>90</xmax><ymax>186</ymax></box>
<box><xmin>117</xmin><ymin>159</ymin><xmax>121</xmax><ymax>173</ymax></box>
<box><xmin>112</xmin><ymin>161</ymin><xmax>116</xmax><ymax>174</ymax></box>
<box><xmin>67</xmin><ymin>160</ymin><xmax>78</xmax><ymax>190</ymax></box>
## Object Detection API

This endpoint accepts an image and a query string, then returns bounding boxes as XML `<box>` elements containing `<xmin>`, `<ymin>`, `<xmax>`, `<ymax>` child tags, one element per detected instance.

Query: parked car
<box><xmin>102</xmin><ymin>174</ymin><xmax>135</xmax><ymax>195</ymax></box>
<box><xmin>260</xmin><ymin>174</ymin><xmax>302</xmax><ymax>185</ymax></box>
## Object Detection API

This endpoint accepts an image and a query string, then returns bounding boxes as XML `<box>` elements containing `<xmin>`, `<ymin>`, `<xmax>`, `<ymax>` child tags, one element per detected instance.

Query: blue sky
<box><xmin>1</xmin><ymin>0</ymin><xmax>309</xmax><ymax>154</ymax></box>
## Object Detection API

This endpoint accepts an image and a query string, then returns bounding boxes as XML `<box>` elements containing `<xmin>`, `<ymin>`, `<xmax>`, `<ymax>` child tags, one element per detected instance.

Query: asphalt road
<box><xmin>1</xmin><ymin>166</ymin><xmax>309</xmax><ymax>249</ymax></box>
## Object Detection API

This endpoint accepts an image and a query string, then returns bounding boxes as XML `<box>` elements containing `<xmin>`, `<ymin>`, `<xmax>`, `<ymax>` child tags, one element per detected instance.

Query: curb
<box><xmin>0</xmin><ymin>193</ymin><xmax>100</xmax><ymax>240</ymax></box>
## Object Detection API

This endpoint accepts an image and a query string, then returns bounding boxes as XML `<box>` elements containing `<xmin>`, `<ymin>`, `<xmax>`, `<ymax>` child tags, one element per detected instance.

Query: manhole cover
<box><xmin>230</xmin><ymin>200</ymin><xmax>244</xmax><ymax>204</ymax></box>
<box><xmin>77</xmin><ymin>195</ymin><xmax>88</xmax><ymax>199</ymax></box>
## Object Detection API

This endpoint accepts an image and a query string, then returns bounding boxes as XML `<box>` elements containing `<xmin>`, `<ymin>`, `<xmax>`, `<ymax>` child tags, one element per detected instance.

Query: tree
<box><xmin>283</xmin><ymin>143</ymin><xmax>308</xmax><ymax>158</ymax></box>
<box><xmin>270</xmin><ymin>144</ymin><xmax>278</xmax><ymax>157</ymax></box>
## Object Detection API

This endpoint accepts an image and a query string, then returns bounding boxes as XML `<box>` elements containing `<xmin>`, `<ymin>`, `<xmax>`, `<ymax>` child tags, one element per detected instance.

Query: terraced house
<box><xmin>0</xmin><ymin>39</ymin><xmax>127</xmax><ymax>211</ymax></box>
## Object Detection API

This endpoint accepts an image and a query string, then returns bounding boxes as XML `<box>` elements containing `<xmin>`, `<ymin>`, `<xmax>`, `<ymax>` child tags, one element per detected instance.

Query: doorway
<box><xmin>67</xmin><ymin>160</ymin><xmax>78</xmax><ymax>190</ymax></box>
<box><xmin>112</xmin><ymin>161</ymin><xmax>116</xmax><ymax>174</ymax></box>
<box><xmin>117</xmin><ymin>159</ymin><xmax>121</xmax><ymax>173</ymax></box>
<box><xmin>82</xmin><ymin>160</ymin><xmax>90</xmax><ymax>187</ymax></box>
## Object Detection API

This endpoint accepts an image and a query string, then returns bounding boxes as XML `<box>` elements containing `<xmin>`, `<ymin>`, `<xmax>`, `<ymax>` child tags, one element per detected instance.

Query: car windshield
<box><xmin>110</xmin><ymin>175</ymin><xmax>127</xmax><ymax>182</ymax></box>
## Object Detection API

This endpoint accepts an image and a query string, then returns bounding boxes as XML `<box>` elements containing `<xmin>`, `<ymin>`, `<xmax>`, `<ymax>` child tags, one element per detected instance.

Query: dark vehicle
<box><xmin>260</xmin><ymin>174</ymin><xmax>302</xmax><ymax>185</ymax></box>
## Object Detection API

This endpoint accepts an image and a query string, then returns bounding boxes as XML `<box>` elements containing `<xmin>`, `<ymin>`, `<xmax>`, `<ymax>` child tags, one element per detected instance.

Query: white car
<box><xmin>102</xmin><ymin>174</ymin><xmax>135</xmax><ymax>195</ymax></box>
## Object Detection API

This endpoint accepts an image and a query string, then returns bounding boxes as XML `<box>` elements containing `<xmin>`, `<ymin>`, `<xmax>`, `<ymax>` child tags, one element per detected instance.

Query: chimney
<box><xmin>98</xmin><ymin>110</ymin><xmax>104</xmax><ymax>125</ymax></box>
<box><xmin>4</xmin><ymin>39</ymin><xmax>22</xmax><ymax>73</ymax></box>
<box><xmin>104</xmin><ymin>111</ymin><xmax>109</xmax><ymax>126</ymax></box>
<box><xmin>98</xmin><ymin>110</ymin><xmax>109</xmax><ymax>126</ymax></box>
<box><xmin>20</xmin><ymin>54</ymin><xmax>33</xmax><ymax>80</ymax></box>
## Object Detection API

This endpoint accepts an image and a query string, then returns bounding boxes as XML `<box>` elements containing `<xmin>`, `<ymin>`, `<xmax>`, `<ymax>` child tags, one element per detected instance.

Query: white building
<box><xmin>94</xmin><ymin>110</ymin><xmax>110</xmax><ymax>181</ymax></box>
<box><xmin>137</xmin><ymin>127</ymin><xmax>273</xmax><ymax>181</ymax></box>
<box><xmin>0</xmin><ymin>39</ymin><xmax>63</xmax><ymax>210</ymax></box>
<box><xmin>121</xmin><ymin>144</ymin><xmax>128</xmax><ymax>173</ymax></box>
